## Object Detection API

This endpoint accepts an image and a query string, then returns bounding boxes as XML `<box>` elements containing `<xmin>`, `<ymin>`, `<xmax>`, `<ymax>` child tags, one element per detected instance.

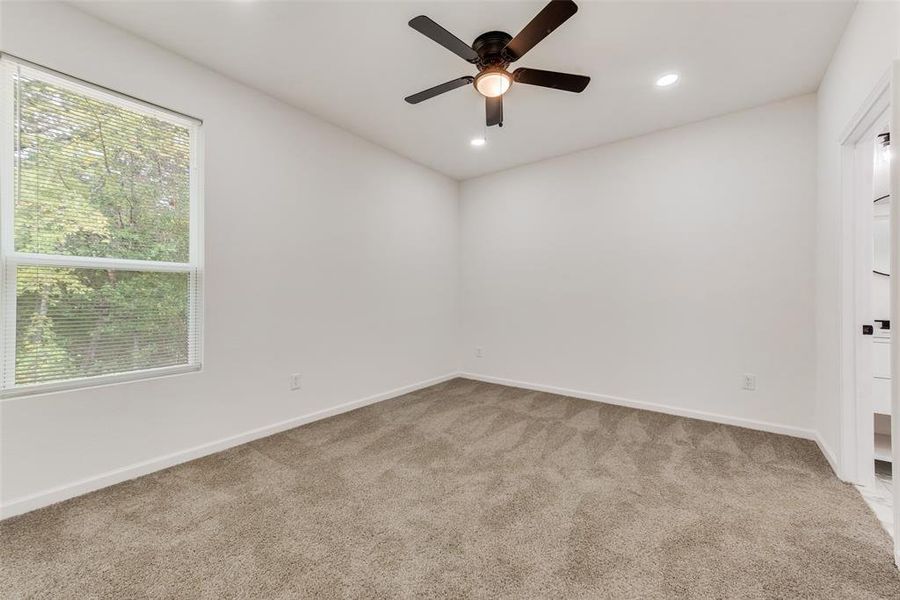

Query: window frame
<box><xmin>0</xmin><ymin>54</ymin><xmax>204</xmax><ymax>398</ymax></box>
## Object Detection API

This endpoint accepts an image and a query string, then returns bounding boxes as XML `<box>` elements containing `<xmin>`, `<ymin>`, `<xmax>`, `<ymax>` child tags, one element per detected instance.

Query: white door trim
<box><xmin>889</xmin><ymin>59</ymin><xmax>899</xmax><ymax>568</ymax></box>
<box><xmin>838</xmin><ymin>69</ymin><xmax>891</xmax><ymax>485</ymax></box>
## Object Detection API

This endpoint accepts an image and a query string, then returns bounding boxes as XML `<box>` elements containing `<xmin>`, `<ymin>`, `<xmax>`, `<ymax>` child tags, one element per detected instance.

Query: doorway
<box><xmin>840</xmin><ymin>61</ymin><xmax>900</xmax><ymax>568</ymax></box>
<box><xmin>853</xmin><ymin>122</ymin><xmax>893</xmax><ymax>536</ymax></box>
<box><xmin>836</xmin><ymin>68</ymin><xmax>893</xmax><ymax>535</ymax></box>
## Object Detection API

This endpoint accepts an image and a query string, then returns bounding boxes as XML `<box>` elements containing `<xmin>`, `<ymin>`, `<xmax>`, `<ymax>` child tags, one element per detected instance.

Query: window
<box><xmin>0</xmin><ymin>55</ymin><xmax>203</xmax><ymax>396</ymax></box>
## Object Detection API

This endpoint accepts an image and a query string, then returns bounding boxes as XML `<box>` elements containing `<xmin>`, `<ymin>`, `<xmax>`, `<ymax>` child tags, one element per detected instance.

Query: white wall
<box><xmin>814</xmin><ymin>0</ymin><xmax>900</xmax><ymax>473</ymax></box>
<box><xmin>460</xmin><ymin>95</ymin><xmax>817</xmax><ymax>434</ymax></box>
<box><xmin>0</xmin><ymin>2</ymin><xmax>460</xmax><ymax>513</ymax></box>
<box><xmin>1</xmin><ymin>1</ymin><xmax>889</xmax><ymax>517</ymax></box>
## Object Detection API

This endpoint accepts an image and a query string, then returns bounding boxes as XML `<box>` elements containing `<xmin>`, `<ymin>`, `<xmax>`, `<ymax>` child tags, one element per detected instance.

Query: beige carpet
<box><xmin>2</xmin><ymin>378</ymin><xmax>899</xmax><ymax>599</ymax></box>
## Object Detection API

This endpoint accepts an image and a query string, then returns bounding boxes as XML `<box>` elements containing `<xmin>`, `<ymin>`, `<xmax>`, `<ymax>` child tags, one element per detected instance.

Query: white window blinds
<box><xmin>0</xmin><ymin>56</ymin><xmax>203</xmax><ymax>396</ymax></box>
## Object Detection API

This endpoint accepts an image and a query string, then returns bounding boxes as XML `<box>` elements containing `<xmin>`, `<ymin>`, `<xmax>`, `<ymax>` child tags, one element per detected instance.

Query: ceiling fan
<box><xmin>404</xmin><ymin>0</ymin><xmax>590</xmax><ymax>128</ymax></box>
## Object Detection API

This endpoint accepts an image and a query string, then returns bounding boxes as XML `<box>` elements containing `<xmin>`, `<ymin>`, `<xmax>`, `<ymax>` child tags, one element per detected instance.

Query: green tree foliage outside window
<box><xmin>6</xmin><ymin>69</ymin><xmax>197</xmax><ymax>388</ymax></box>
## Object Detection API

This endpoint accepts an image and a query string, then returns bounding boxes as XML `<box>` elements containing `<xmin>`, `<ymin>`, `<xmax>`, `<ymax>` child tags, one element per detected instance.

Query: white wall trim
<box><xmin>0</xmin><ymin>372</ymin><xmax>459</xmax><ymax>520</ymax></box>
<box><xmin>814</xmin><ymin>432</ymin><xmax>842</xmax><ymax>479</ymax></box>
<box><xmin>460</xmin><ymin>372</ymin><xmax>817</xmax><ymax>441</ymax></box>
<box><xmin>838</xmin><ymin>68</ymin><xmax>892</xmax><ymax>145</ymax></box>
<box><xmin>837</xmin><ymin>70</ymin><xmax>893</xmax><ymax>486</ymax></box>
<box><xmin>4</xmin><ymin>371</ymin><xmax>841</xmax><ymax>520</ymax></box>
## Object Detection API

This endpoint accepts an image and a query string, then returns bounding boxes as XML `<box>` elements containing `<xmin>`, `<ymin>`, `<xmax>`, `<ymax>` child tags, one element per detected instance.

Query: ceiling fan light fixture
<box><xmin>475</xmin><ymin>69</ymin><xmax>512</xmax><ymax>98</ymax></box>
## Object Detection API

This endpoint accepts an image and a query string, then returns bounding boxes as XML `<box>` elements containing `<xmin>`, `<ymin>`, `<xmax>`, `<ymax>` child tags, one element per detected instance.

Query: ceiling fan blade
<box><xmin>486</xmin><ymin>95</ymin><xmax>503</xmax><ymax>127</ymax></box>
<box><xmin>405</xmin><ymin>76</ymin><xmax>474</xmax><ymax>104</ymax></box>
<box><xmin>408</xmin><ymin>15</ymin><xmax>479</xmax><ymax>63</ymax></box>
<box><xmin>513</xmin><ymin>68</ymin><xmax>590</xmax><ymax>92</ymax></box>
<box><xmin>503</xmin><ymin>0</ymin><xmax>578</xmax><ymax>62</ymax></box>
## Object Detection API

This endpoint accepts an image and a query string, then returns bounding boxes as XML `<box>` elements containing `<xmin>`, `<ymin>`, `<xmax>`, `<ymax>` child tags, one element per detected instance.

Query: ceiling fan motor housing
<box><xmin>472</xmin><ymin>31</ymin><xmax>514</xmax><ymax>70</ymax></box>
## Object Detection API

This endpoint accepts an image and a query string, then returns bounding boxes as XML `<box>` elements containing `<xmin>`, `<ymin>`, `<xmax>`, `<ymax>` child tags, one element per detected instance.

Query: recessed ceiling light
<box><xmin>470</xmin><ymin>137</ymin><xmax>486</xmax><ymax>147</ymax></box>
<box><xmin>655</xmin><ymin>73</ymin><xmax>679</xmax><ymax>87</ymax></box>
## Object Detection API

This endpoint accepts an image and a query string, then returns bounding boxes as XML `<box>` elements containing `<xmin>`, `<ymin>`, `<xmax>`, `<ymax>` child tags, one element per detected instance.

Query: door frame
<box><xmin>838</xmin><ymin>69</ymin><xmax>891</xmax><ymax>486</ymax></box>
<box><xmin>890</xmin><ymin>59</ymin><xmax>899</xmax><ymax>568</ymax></box>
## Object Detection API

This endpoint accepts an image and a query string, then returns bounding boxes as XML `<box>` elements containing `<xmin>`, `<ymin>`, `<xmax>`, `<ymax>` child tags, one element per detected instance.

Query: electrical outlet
<box><xmin>741</xmin><ymin>373</ymin><xmax>757</xmax><ymax>391</ymax></box>
<box><xmin>290</xmin><ymin>373</ymin><xmax>302</xmax><ymax>391</ymax></box>
<box><xmin>475</xmin><ymin>347</ymin><xmax>484</xmax><ymax>359</ymax></box>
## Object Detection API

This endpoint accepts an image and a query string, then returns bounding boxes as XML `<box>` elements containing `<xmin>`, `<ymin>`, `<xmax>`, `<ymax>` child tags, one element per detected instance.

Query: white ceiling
<box><xmin>73</xmin><ymin>1</ymin><xmax>855</xmax><ymax>180</ymax></box>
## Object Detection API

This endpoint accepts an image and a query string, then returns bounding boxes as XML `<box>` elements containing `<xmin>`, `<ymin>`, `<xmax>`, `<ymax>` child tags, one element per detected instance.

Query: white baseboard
<box><xmin>2</xmin><ymin>371</ymin><xmax>834</xmax><ymax>519</ymax></box>
<box><xmin>460</xmin><ymin>372</ymin><xmax>818</xmax><ymax>441</ymax></box>
<box><xmin>814</xmin><ymin>432</ymin><xmax>841</xmax><ymax>478</ymax></box>
<box><xmin>0</xmin><ymin>372</ymin><xmax>459</xmax><ymax>520</ymax></box>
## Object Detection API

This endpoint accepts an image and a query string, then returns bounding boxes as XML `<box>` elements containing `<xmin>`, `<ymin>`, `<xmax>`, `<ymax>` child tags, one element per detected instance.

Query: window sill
<box><xmin>0</xmin><ymin>364</ymin><xmax>202</xmax><ymax>400</ymax></box>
